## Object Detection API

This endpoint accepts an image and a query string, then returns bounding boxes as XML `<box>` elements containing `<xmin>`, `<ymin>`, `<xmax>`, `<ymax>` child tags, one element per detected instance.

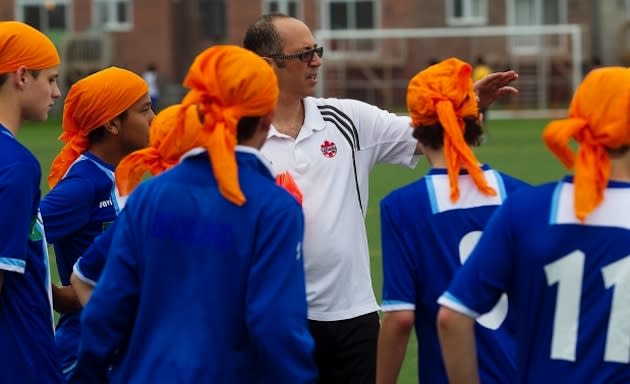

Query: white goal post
<box><xmin>314</xmin><ymin>24</ymin><xmax>583</xmax><ymax>114</ymax></box>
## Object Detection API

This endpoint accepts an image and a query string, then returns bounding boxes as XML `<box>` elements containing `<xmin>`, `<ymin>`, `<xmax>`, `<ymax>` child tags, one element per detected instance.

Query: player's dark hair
<box><xmin>237</xmin><ymin>116</ymin><xmax>261</xmax><ymax>142</ymax></box>
<box><xmin>607</xmin><ymin>145</ymin><xmax>630</xmax><ymax>157</ymax></box>
<box><xmin>413</xmin><ymin>117</ymin><xmax>483</xmax><ymax>150</ymax></box>
<box><xmin>89</xmin><ymin>110</ymin><xmax>129</xmax><ymax>144</ymax></box>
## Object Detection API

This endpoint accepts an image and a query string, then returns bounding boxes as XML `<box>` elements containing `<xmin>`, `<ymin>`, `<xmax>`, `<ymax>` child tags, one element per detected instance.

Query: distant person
<box><xmin>437</xmin><ymin>66</ymin><xmax>630</xmax><ymax>383</ymax></box>
<box><xmin>376</xmin><ymin>58</ymin><xmax>528</xmax><ymax>384</ymax></box>
<box><xmin>70</xmin><ymin>45</ymin><xmax>316</xmax><ymax>383</ymax></box>
<box><xmin>0</xmin><ymin>21</ymin><xmax>63</xmax><ymax>383</ymax></box>
<box><xmin>143</xmin><ymin>63</ymin><xmax>160</xmax><ymax>111</ymax></box>
<box><xmin>40</xmin><ymin>66</ymin><xmax>154</xmax><ymax>381</ymax></box>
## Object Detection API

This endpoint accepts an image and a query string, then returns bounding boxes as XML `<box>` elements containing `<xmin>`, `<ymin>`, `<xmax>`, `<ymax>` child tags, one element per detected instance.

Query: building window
<box><xmin>199</xmin><ymin>0</ymin><xmax>226</xmax><ymax>40</ymax></box>
<box><xmin>93</xmin><ymin>0</ymin><xmax>133</xmax><ymax>32</ymax></box>
<box><xmin>506</xmin><ymin>0</ymin><xmax>568</xmax><ymax>55</ymax></box>
<box><xmin>322</xmin><ymin>0</ymin><xmax>377</xmax><ymax>53</ymax></box>
<box><xmin>325</xmin><ymin>0</ymin><xmax>375</xmax><ymax>30</ymax></box>
<box><xmin>16</xmin><ymin>0</ymin><xmax>71</xmax><ymax>33</ymax></box>
<box><xmin>263</xmin><ymin>0</ymin><xmax>301</xmax><ymax>18</ymax></box>
<box><xmin>446</xmin><ymin>0</ymin><xmax>487</xmax><ymax>26</ymax></box>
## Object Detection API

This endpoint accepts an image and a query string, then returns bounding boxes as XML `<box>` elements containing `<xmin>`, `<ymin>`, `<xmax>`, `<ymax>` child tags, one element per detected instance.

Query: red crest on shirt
<box><xmin>320</xmin><ymin>140</ymin><xmax>337</xmax><ymax>158</ymax></box>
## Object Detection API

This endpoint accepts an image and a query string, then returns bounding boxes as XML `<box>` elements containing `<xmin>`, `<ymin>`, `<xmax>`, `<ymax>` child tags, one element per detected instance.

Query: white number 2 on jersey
<box><xmin>459</xmin><ymin>231</ymin><xmax>509</xmax><ymax>330</ymax></box>
<box><xmin>545</xmin><ymin>251</ymin><xmax>630</xmax><ymax>363</ymax></box>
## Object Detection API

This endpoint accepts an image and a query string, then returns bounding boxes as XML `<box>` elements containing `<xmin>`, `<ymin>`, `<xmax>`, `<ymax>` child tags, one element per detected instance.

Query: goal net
<box><xmin>314</xmin><ymin>24</ymin><xmax>584</xmax><ymax>118</ymax></box>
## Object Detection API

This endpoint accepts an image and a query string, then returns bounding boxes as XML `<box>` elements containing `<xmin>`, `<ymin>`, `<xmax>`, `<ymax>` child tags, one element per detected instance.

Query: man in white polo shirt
<box><xmin>243</xmin><ymin>13</ymin><xmax>518</xmax><ymax>383</ymax></box>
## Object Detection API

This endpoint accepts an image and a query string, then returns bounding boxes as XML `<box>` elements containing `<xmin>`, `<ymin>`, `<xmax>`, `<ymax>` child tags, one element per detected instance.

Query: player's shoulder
<box><xmin>381</xmin><ymin>178</ymin><xmax>426</xmax><ymax>209</ymax></box>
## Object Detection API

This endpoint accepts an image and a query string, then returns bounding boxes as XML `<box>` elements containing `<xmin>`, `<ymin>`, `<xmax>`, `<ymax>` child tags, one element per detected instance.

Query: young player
<box><xmin>70</xmin><ymin>45</ymin><xmax>316</xmax><ymax>383</ymax></box>
<box><xmin>69</xmin><ymin>103</ymin><xmax>201</xmax><ymax>305</ymax></box>
<box><xmin>0</xmin><ymin>21</ymin><xmax>63</xmax><ymax>383</ymax></box>
<box><xmin>376</xmin><ymin>58</ymin><xmax>528</xmax><ymax>384</ymax></box>
<box><xmin>71</xmin><ymin>105</ymin><xmax>303</xmax><ymax>306</ymax></box>
<box><xmin>40</xmin><ymin>66</ymin><xmax>154</xmax><ymax>380</ymax></box>
<box><xmin>437</xmin><ymin>66</ymin><xmax>630</xmax><ymax>383</ymax></box>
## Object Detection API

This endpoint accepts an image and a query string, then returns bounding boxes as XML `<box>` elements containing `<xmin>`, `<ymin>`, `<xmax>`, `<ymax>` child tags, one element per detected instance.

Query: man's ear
<box><xmin>103</xmin><ymin>117</ymin><xmax>121</xmax><ymax>135</ymax></box>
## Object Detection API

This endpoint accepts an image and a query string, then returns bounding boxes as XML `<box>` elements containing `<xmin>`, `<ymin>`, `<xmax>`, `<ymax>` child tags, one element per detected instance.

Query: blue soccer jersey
<box><xmin>72</xmin><ymin>224</ymin><xmax>114</xmax><ymax>287</ymax></box>
<box><xmin>440</xmin><ymin>176</ymin><xmax>630</xmax><ymax>383</ymax></box>
<box><xmin>381</xmin><ymin>165</ymin><xmax>528</xmax><ymax>384</ymax></box>
<box><xmin>40</xmin><ymin>151</ymin><xmax>122</xmax><ymax>376</ymax></box>
<box><xmin>0</xmin><ymin>125</ymin><xmax>62</xmax><ymax>383</ymax></box>
<box><xmin>71</xmin><ymin>148</ymin><xmax>317</xmax><ymax>383</ymax></box>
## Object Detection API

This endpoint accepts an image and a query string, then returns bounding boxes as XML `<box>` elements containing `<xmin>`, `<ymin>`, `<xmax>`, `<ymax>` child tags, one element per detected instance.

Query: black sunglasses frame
<box><xmin>269</xmin><ymin>47</ymin><xmax>324</xmax><ymax>63</ymax></box>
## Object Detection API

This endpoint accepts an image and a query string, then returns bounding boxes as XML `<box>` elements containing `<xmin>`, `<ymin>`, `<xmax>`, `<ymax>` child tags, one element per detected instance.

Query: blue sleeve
<box><xmin>40</xmin><ymin>176</ymin><xmax>94</xmax><ymax>244</ymax></box>
<box><xmin>0</xmin><ymin>161</ymin><xmax>39</xmax><ymax>274</ymax></box>
<box><xmin>71</xmin><ymin>205</ymin><xmax>139</xmax><ymax>383</ymax></box>
<box><xmin>441</xmin><ymin>197</ymin><xmax>516</xmax><ymax>316</ymax></box>
<box><xmin>246</xmin><ymin>201</ymin><xmax>317</xmax><ymax>383</ymax></box>
<box><xmin>73</xmin><ymin>222</ymin><xmax>115</xmax><ymax>286</ymax></box>
<box><xmin>380</xmin><ymin>197</ymin><xmax>416</xmax><ymax>311</ymax></box>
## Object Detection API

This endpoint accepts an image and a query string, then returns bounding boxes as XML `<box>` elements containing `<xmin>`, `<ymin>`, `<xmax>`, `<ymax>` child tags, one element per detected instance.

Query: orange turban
<box><xmin>115</xmin><ymin>104</ymin><xmax>202</xmax><ymax>196</ymax></box>
<box><xmin>0</xmin><ymin>21</ymin><xmax>60</xmax><ymax>72</ymax></box>
<box><xmin>407</xmin><ymin>57</ymin><xmax>495</xmax><ymax>202</ymax></box>
<box><xmin>172</xmin><ymin>45</ymin><xmax>278</xmax><ymax>206</ymax></box>
<box><xmin>543</xmin><ymin>67</ymin><xmax>630</xmax><ymax>221</ymax></box>
<box><xmin>276</xmin><ymin>171</ymin><xmax>303</xmax><ymax>206</ymax></box>
<box><xmin>48</xmin><ymin>66</ymin><xmax>148</xmax><ymax>188</ymax></box>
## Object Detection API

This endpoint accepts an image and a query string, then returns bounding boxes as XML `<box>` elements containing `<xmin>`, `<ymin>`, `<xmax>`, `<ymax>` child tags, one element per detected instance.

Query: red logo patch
<box><xmin>320</xmin><ymin>140</ymin><xmax>337</xmax><ymax>158</ymax></box>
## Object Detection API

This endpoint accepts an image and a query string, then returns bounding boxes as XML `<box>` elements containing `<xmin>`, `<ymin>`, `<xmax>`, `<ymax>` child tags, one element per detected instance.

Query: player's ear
<box><xmin>103</xmin><ymin>118</ymin><xmax>121</xmax><ymax>135</ymax></box>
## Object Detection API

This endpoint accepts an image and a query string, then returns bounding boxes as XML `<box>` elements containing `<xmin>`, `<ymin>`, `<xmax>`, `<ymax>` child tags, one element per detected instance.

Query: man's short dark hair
<box><xmin>412</xmin><ymin>117</ymin><xmax>483</xmax><ymax>150</ymax></box>
<box><xmin>243</xmin><ymin>12</ymin><xmax>291</xmax><ymax>58</ymax></box>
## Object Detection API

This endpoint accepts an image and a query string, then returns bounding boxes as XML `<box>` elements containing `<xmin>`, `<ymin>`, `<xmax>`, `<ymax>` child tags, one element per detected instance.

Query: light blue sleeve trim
<box><xmin>493</xmin><ymin>170</ymin><xmax>508</xmax><ymax>202</ymax></box>
<box><xmin>549</xmin><ymin>181</ymin><xmax>563</xmax><ymax>225</ymax></box>
<box><xmin>0</xmin><ymin>257</ymin><xmax>26</xmax><ymax>274</ymax></box>
<box><xmin>381</xmin><ymin>299</ymin><xmax>415</xmax><ymax>312</ymax></box>
<box><xmin>72</xmin><ymin>259</ymin><xmax>97</xmax><ymax>287</ymax></box>
<box><xmin>425</xmin><ymin>176</ymin><xmax>439</xmax><ymax>214</ymax></box>
<box><xmin>437</xmin><ymin>292</ymin><xmax>480</xmax><ymax>319</ymax></box>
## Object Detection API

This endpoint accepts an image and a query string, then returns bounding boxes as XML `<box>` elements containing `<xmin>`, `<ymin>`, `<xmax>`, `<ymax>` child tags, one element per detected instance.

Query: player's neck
<box><xmin>88</xmin><ymin>143</ymin><xmax>124</xmax><ymax>169</ymax></box>
<box><xmin>273</xmin><ymin>96</ymin><xmax>304</xmax><ymax>139</ymax></box>
<box><xmin>0</xmin><ymin>96</ymin><xmax>22</xmax><ymax>136</ymax></box>
<box><xmin>609</xmin><ymin>156</ymin><xmax>630</xmax><ymax>182</ymax></box>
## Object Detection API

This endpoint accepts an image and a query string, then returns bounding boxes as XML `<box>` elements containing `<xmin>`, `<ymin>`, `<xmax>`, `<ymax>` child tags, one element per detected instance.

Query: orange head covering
<box><xmin>407</xmin><ymin>57</ymin><xmax>495</xmax><ymax>202</ymax></box>
<box><xmin>48</xmin><ymin>66</ymin><xmax>149</xmax><ymax>188</ymax></box>
<box><xmin>275</xmin><ymin>171</ymin><xmax>303</xmax><ymax>206</ymax></box>
<box><xmin>172</xmin><ymin>45</ymin><xmax>278</xmax><ymax>206</ymax></box>
<box><xmin>0</xmin><ymin>21</ymin><xmax>60</xmax><ymax>72</ymax></box>
<box><xmin>543</xmin><ymin>66</ymin><xmax>630</xmax><ymax>221</ymax></box>
<box><xmin>115</xmin><ymin>104</ymin><xmax>202</xmax><ymax>196</ymax></box>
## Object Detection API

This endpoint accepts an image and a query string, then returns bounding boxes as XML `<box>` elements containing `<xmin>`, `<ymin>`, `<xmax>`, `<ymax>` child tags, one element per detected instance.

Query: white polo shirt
<box><xmin>261</xmin><ymin>97</ymin><xmax>418</xmax><ymax>321</ymax></box>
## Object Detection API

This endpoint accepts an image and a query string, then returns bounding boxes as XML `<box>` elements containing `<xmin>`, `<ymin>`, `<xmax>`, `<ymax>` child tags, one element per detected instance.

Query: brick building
<box><xmin>1</xmin><ymin>1</ymin><xmax>629</xmax><ymax>109</ymax></box>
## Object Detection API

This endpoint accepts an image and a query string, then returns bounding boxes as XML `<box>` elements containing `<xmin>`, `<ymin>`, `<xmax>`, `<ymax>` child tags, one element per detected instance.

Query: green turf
<box><xmin>20</xmin><ymin>116</ymin><xmax>566</xmax><ymax>383</ymax></box>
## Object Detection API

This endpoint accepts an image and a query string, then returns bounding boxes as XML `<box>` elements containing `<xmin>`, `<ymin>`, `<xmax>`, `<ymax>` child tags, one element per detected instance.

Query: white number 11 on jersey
<box><xmin>545</xmin><ymin>251</ymin><xmax>630</xmax><ymax>363</ymax></box>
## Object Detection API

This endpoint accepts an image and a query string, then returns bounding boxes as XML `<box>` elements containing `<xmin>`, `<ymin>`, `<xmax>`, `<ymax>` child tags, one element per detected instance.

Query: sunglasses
<box><xmin>269</xmin><ymin>47</ymin><xmax>324</xmax><ymax>63</ymax></box>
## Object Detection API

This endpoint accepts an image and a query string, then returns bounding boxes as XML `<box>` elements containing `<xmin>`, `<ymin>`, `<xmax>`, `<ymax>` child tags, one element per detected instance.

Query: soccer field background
<box><xmin>22</xmin><ymin>117</ymin><xmax>566</xmax><ymax>383</ymax></box>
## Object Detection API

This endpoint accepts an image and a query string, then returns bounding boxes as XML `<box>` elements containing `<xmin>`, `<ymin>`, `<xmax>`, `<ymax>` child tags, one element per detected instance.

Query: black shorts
<box><xmin>308</xmin><ymin>312</ymin><xmax>380</xmax><ymax>384</ymax></box>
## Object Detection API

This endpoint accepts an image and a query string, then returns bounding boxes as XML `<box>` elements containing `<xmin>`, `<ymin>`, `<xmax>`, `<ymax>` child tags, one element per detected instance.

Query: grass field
<box><xmin>21</xmin><ymin>116</ymin><xmax>566</xmax><ymax>383</ymax></box>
